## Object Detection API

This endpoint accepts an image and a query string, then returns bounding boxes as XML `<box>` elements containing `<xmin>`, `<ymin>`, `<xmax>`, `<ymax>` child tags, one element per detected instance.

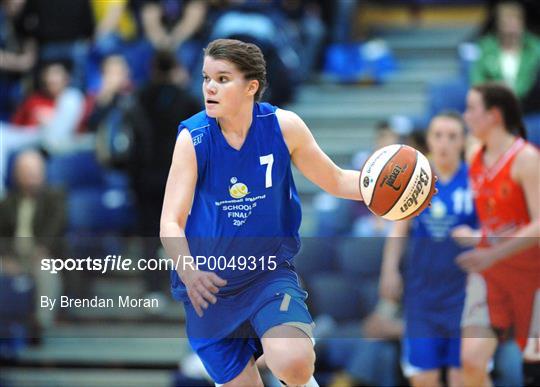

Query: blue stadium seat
<box><xmin>294</xmin><ymin>239</ymin><xmax>337</xmax><ymax>280</ymax></box>
<box><xmin>47</xmin><ymin>151</ymin><xmax>105</xmax><ymax>190</ymax></box>
<box><xmin>525</xmin><ymin>113</ymin><xmax>540</xmax><ymax>148</ymax></box>
<box><xmin>103</xmin><ymin>170</ymin><xmax>131</xmax><ymax>189</ymax></box>
<box><xmin>323</xmin><ymin>42</ymin><xmax>397</xmax><ymax>83</ymax></box>
<box><xmin>337</xmin><ymin>237</ymin><xmax>384</xmax><ymax>280</ymax></box>
<box><xmin>3</xmin><ymin>150</ymin><xmax>20</xmax><ymax>190</ymax></box>
<box><xmin>67</xmin><ymin>187</ymin><xmax>136</xmax><ymax>233</ymax></box>
<box><xmin>427</xmin><ymin>77</ymin><xmax>469</xmax><ymax>118</ymax></box>
<box><xmin>308</xmin><ymin>274</ymin><xmax>360</xmax><ymax>322</ymax></box>
<box><xmin>0</xmin><ymin>274</ymin><xmax>34</xmax><ymax>320</ymax></box>
<box><xmin>0</xmin><ymin>274</ymin><xmax>35</xmax><ymax>358</ymax></box>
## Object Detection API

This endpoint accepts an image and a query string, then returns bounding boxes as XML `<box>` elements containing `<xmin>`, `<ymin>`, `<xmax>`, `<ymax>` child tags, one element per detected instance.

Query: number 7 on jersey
<box><xmin>260</xmin><ymin>154</ymin><xmax>274</xmax><ymax>188</ymax></box>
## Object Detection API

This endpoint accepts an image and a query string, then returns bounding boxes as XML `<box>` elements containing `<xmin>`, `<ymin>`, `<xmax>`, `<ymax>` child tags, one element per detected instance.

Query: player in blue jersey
<box><xmin>160</xmin><ymin>39</ymin><xmax>365</xmax><ymax>387</ymax></box>
<box><xmin>379</xmin><ymin>112</ymin><xmax>477</xmax><ymax>387</ymax></box>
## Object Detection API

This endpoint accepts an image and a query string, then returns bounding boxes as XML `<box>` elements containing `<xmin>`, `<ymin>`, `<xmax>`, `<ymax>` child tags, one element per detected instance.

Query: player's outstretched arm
<box><xmin>160</xmin><ymin>129</ymin><xmax>226</xmax><ymax>316</ymax></box>
<box><xmin>277</xmin><ymin>108</ymin><xmax>363</xmax><ymax>201</ymax></box>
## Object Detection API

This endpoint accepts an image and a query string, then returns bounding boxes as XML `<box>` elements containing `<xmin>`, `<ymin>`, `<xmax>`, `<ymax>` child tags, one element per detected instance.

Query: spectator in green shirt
<box><xmin>471</xmin><ymin>1</ymin><xmax>540</xmax><ymax>110</ymax></box>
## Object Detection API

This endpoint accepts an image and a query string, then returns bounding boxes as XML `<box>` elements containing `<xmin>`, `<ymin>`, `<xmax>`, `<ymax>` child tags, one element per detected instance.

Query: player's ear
<box><xmin>489</xmin><ymin>107</ymin><xmax>503</xmax><ymax>125</ymax></box>
<box><xmin>246</xmin><ymin>79</ymin><xmax>259</xmax><ymax>97</ymax></box>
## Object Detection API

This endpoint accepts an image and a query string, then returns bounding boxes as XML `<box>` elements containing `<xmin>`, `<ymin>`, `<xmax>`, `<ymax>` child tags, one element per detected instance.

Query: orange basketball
<box><xmin>360</xmin><ymin>144</ymin><xmax>436</xmax><ymax>221</ymax></box>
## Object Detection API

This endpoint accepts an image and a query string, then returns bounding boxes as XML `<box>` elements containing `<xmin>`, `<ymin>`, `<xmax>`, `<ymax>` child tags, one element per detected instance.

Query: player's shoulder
<box><xmin>515</xmin><ymin>142</ymin><xmax>540</xmax><ymax>165</ymax></box>
<box><xmin>507</xmin><ymin>141</ymin><xmax>539</xmax><ymax>185</ymax></box>
<box><xmin>255</xmin><ymin>101</ymin><xmax>278</xmax><ymax>118</ymax></box>
<box><xmin>179</xmin><ymin>109</ymin><xmax>210</xmax><ymax>133</ymax></box>
<box><xmin>275</xmin><ymin>107</ymin><xmax>311</xmax><ymax>153</ymax></box>
<box><xmin>177</xmin><ymin>109</ymin><xmax>212</xmax><ymax>148</ymax></box>
<box><xmin>275</xmin><ymin>107</ymin><xmax>302</xmax><ymax>129</ymax></box>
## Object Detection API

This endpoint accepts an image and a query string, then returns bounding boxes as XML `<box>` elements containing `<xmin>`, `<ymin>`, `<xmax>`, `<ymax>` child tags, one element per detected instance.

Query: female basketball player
<box><xmin>456</xmin><ymin>83</ymin><xmax>539</xmax><ymax>387</ymax></box>
<box><xmin>160</xmin><ymin>39</ymin><xmax>363</xmax><ymax>387</ymax></box>
<box><xmin>379</xmin><ymin>112</ymin><xmax>477</xmax><ymax>387</ymax></box>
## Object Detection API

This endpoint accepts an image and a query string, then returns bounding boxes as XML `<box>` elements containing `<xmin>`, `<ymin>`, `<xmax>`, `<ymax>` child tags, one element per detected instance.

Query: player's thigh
<box><xmin>261</xmin><ymin>324</ymin><xmax>315</xmax><ymax>371</ymax></box>
<box><xmin>461</xmin><ymin>327</ymin><xmax>498</xmax><ymax>369</ymax></box>
<box><xmin>410</xmin><ymin>369</ymin><xmax>441</xmax><ymax>387</ymax></box>
<box><xmin>221</xmin><ymin>356</ymin><xmax>263</xmax><ymax>387</ymax></box>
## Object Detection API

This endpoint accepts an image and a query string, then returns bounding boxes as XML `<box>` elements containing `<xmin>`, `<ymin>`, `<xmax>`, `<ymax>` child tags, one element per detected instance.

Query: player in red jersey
<box><xmin>453</xmin><ymin>82</ymin><xmax>539</xmax><ymax>387</ymax></box>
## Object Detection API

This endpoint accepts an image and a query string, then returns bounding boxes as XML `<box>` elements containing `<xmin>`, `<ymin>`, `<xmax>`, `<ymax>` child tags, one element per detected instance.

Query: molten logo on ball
<box><xmin>363</xmin><ymin>176</ymin><xmax>370</xmax><ymax>188</ymax></box>
<box><xmin>399</xmin><ymin>168</ymin><xmax>430</xmax><ymax>213</ymax></box>
<box><xmin>380</xmin><ymin>163</ymin><xmax>407</xmax><ymax>191</ymax></box>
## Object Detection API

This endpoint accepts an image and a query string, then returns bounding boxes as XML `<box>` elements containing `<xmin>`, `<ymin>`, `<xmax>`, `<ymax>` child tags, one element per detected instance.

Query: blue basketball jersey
<box><xmin>170</xmin><ymin>103</ymin><xmax>302</xmax><ymax>301</ymax></box>
<box><xmin>403</xmin><ymin>162</ymin><xmax>477</xmax><ymax>314</ymax></box>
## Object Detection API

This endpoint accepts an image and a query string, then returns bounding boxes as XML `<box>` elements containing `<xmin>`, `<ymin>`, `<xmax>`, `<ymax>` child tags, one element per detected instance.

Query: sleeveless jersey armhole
<box><xmin>177</xmin><ymin>122</ymin><xmax>208</xmax><ymax>182</ymax></box>
<box><xmin>267</xmin><ymin>106</ymin><xmax>293</xmax><ymax>162</ymax></box>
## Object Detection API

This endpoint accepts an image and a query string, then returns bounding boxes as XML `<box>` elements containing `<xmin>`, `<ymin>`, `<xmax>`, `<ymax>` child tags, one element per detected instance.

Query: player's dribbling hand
<box><xmin>180</xmin><ymin>269</ymin><xmax>227</xmax><ymax>317</ymax></box>
<box><xmin>451</xmin><ymin>225</ymin><xmax>481</xmax><ymax>247</ymax></box>
<box><xmin>456</xmin><ymin>248</ymin><xmax>496</xmax><ymax>273</ymax></box>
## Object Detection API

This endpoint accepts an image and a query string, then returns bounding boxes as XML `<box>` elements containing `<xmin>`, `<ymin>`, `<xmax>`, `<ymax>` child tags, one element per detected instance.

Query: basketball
<box><xmin>360</xmin><ymin>144</ymin><xmax>436</xmax><ymax>221</ymax></box>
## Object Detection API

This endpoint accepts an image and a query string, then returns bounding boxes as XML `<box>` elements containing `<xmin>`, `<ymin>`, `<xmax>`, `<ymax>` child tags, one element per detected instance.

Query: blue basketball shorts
<box><xmin>183</xmin><ymin>263</ymin><xmax>314</xmax><ymax>385</ymax></box>
<box><xmin>401</xmin><ymin>312</ymin><xmax>461</xmax><ymax>376</ymax></box>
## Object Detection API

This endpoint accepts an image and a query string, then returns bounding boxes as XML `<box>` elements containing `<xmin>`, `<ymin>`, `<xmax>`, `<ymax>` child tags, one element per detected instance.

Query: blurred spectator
<box><xmin>208</xmin><ymin>0</ymin><xmax>301</xmax><ymax>104</ymax></box>
<box><xmin>88</xmin><ymin>55</ymin><xmax>134</xmax><ymax>122</ymax></box>
<box><xmin>10</xmin><ymin>61</ymin><xmax>89</xmax><ymax>153</ymax></box>
<box><xmin>140</xmin><ymin>0</ymin><xmax>208</xmax><ymax>78</ymax></box>
<box><xmin>0</xmin><ymin>0</ymin><xmax>36</xmax><ymax>120</ymax></box>
<box><xmin>88</xmin><ymin>54</ymin><xmax>142</xmax><ymax>169</ymax></box>
<box><xmin>87</xmin><ymin>0</ymin><xmax>154</xmax><ymax>89</ymax></box>
<box><xmin>1</xmin><ymin>61</ymin><xmax>89</xmax><ymax>196</ymax></box>
<box><xmin>278</xmin><ymin>0</ymin><xmax>326</xmax><ymax>80</ymax></box>
<box><xmin>479</xmin><ymin>0</ymin><xmax>540</xmax><ymax>37</ymax></box>
<box><xmin>87</xmin><ymin>54</ymin><xmax>133</xmax><ymax>130</ymax></box>
<box><xmin>470</xmin><ymin>1</ymin><xmax>540</xmax><ymax>113</ymax></box>
<box><xmin>15</xmin><ymin>0</ymin><xmax>95</xmax><ymax>89</ymax></box>
<box><xmin>330</xmin><ymin>0</ymin><xmax>358</xmax><ymax>43</ymax></box>
<box><xmin>91</xmin><ymin>0</ymin><xmax>137</xmax><ymax>55</ymax></box>
<box><xmin>0</xmin><ymin>149</ymin><xmax>67</xmax><ymax>328</ymax></box>
<box><xmin>134</xmin><ymin>51</ymin><xmax>200</xmax><ymax>299</ymax></box>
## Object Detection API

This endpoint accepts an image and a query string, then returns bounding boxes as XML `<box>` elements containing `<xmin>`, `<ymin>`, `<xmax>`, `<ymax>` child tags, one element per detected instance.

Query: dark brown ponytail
<box><xmin>472</xmin><ymin>82</ymin><xmax>527</xmax><ymax>139</ymax></box>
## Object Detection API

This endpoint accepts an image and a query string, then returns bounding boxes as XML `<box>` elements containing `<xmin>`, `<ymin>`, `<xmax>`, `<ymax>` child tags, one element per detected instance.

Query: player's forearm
<box><xmin>334</xmin><ymin>169</ymin><xmax>363</xmax><ymax>201</ymax></box>
<box><xmin>171</xmin><ymin>1</ymin><xmax>206</xmax><ymax>44</ymax></box>
<box><xmin>490</xmin><ymin>219</ymin><xmax>540</xmax><ymax>262</ymax></box>
<box><xmin>382</xmin><ymin>237</ymin><xmax>406</xmax><ymax>273</ymax></box>
<box><xmin>382</xmin><ymin>222</ymin><xmax>409</xmax><ymax>272</ymax></box>
<box><xmin>160</xmin><ymin>222</ymin><xmax>195</xmax><ymax>278</ymax></box>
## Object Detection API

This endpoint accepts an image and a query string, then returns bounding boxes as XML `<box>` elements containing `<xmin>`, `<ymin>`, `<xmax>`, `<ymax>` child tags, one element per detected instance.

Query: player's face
<box><xmin>427</xmin><ymin>117</ymin><xmax>464</xmax><ymax>167</ymax></box>
<box><xmin>464</xmin><ymin>90</ymin><xmax>493</xmax><ymax>141</ymax></box>
<box><xmin>202</xmin><ymin>56</ymin><xmax>256</xmax><ymax>118</ymax></box>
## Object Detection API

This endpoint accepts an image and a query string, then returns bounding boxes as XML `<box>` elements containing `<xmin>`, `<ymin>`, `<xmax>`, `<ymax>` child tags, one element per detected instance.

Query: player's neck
<box><xmin>217</xmin><ymin>102</ymin><xmax>254</xmax><ymax>138</ymax></box>
<box><xmin>434</xmin><ymin>160</ymin><xmax>460</xmax><ymax>182</ymax></box>
<box><xmin>484</xmin><ymin>129</ymin><xmax>515</xmax><ymax>159</ymax></box>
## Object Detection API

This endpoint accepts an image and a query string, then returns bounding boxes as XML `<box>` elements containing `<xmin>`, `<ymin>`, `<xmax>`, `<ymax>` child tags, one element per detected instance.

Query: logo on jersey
<box><xmin>229</xmin><ymin>177</ymin><xmax>249</xmax><ymax>199</ymax></box>
<box><xmin>430</xmin><ymin>200</ymin><xmax>447</xmax><ymax>219</ymax></box>
<box><xmin>380</xmin><ymin>163</ymin><xmax>408</xmax><ymax>191</ymax></box>
<box><xmin>192</xmin><ymin>133</ymin><xmax>203</xmax><ymax>146</ymax></box>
